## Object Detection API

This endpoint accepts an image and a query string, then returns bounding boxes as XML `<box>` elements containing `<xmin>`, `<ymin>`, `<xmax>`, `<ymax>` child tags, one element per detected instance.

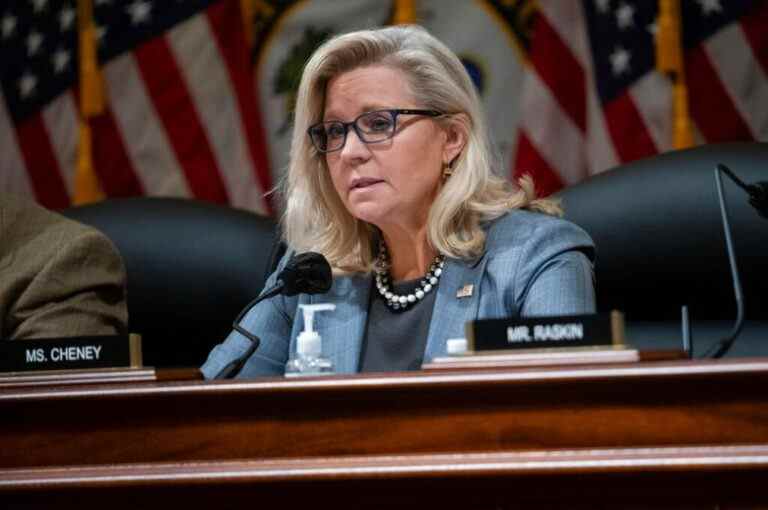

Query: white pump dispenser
<box><xmin>285</xmin><ymin>303</ymin><xmax>336</xmax><ymax>377</ymax></box>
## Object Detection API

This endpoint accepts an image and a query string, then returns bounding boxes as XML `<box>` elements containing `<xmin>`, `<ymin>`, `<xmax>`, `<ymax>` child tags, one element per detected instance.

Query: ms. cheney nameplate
<box><xmin>0</xmin><ymin>335</ymin><xmax>138</xmax><ymax>373</ymax></box>
<box><xmin>466</xmin><ymin>313</ymin><xmax>622</xmax><ymax>353</ymax></box>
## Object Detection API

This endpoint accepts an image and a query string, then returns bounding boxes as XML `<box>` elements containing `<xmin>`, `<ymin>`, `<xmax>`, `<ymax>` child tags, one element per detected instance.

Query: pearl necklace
<box><xmin>374</xmin><ymin>242</ymin><xmax>445</xmax><ymax>311</ymax></box>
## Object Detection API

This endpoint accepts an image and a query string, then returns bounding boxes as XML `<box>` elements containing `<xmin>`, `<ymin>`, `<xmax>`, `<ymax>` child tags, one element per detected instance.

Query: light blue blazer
<box><xmin>201</xmin><ymin>210</ymin><xmax>596</xmax><ymax>379</ymax></box>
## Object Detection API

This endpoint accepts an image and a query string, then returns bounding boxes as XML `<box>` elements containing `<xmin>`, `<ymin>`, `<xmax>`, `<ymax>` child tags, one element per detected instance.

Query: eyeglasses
<box><xmin>307</xmin><ymin>108</ymin><xmax>443</xmax><ymax>153</ymax></box>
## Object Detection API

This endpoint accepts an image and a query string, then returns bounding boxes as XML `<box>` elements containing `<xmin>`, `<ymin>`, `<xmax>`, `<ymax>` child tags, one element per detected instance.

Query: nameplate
<box><xmin>0</xmin><ymin>335</ymin><xmax>142</xmax><ymax>373</ymax></box>
<box><xmin>466</xmin><ymin>312</ymin><xmax>624</xmax><ymax>353</ymax></box>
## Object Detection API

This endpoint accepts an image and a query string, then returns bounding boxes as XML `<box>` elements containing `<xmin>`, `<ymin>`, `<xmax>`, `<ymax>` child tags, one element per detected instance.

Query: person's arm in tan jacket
<box><xmin>0</xmin><ymin>196</ymin><xmax>128</xmax><ymax>339</ymax></box>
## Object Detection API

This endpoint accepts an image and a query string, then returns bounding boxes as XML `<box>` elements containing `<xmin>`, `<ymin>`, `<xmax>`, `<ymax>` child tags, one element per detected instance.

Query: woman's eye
<box><xmin>327</xmin><ymin>124</ymin><xmax>345</xmax><ymax>138</ymax></box>
<box><xmin>364</xmin><ymin>116</ymin><xmax>393</xmax><ymax>132</ymax></box>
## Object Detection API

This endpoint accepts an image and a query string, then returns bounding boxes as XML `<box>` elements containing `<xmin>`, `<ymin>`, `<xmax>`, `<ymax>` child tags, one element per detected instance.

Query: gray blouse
<box><xmin>358</xmin><ymin>278</ymin><xmax>438</xmax><ymax>372</ymax></box>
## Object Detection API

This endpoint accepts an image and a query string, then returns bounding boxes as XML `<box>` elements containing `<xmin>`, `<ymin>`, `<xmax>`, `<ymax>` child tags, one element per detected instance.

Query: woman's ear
<box><xmin>442</xmin><ymin>114</ymin><xmax>469</xmax><ymax>168</ymax></box>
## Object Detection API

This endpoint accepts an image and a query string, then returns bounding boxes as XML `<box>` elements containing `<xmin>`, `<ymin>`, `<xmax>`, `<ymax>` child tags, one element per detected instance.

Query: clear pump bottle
<box><xmin>285</xmin><ymin>303</ymin><xmax>335</xmax><ymax>377</ymax></box>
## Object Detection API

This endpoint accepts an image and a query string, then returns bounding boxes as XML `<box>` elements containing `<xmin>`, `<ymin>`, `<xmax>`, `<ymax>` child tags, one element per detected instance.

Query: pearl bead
<box><xmin>375</xmin><ymin>241</ymin><xmax>445</xmax><ymax>311</ymax></box>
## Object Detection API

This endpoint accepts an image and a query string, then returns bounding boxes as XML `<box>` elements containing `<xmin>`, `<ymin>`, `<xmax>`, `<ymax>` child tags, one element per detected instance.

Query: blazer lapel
<box><xmin>424</xmin><ymin>253</ymin><xmax>488</xmax><ymax>362</ymax></box>
<box><xmin>310</xmin><ymin>272</ymin><xmax>371</xmax><ymax>374</ymax></box>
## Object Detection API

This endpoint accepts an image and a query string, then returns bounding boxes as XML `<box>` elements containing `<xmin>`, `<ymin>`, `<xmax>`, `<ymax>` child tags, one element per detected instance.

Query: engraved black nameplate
<box><xmin>0</xmin><ymin>336</ymin><xmax>133</xmax><ymax>372</ymax></box>
<box><xmin>466</xmin><ymin>313</ymin><xmax>622</xmax><ymax>352</ymax></box>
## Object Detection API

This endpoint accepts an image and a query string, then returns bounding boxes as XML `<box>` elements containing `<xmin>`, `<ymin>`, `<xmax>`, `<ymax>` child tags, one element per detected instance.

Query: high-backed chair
<box><xmin>555</xmin><ymin>142</ymin><xmax>768</xmax><ymax>356</ymax></box>
<box><xmin>63</xmin><ymin>198</ymin><xmax>278</xmax><ymax>368</ymax></box>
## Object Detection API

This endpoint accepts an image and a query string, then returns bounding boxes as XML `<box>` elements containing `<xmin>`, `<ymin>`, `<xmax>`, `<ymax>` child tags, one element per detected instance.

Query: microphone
<box><xmin>702</xmin><ymin>163</ymin><xmax>759</xmax><ymax>358</ymax></box>
<box><xmin>212</xmin><ymin>252</ymin><xmax>332</xmax><ymax>379</ymax></box>
<box><xmin>716</xmin><ymin>163</ymin><xmax>768</xmax><ymax>218</ymax></box>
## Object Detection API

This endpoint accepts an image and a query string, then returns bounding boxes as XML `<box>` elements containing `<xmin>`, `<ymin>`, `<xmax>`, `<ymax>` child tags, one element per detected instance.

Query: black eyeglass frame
<box><xmin>307</xmin><ymin>108</ymin><xmax>444</xmax><ymax>154</ymax></box>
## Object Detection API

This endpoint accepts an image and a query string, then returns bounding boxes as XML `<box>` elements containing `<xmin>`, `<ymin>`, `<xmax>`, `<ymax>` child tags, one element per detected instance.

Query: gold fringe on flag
<box><xmin>75</xmin><ymin>0</ymin><xmax>105</xmax><ymax>205</ymax></box>
<box><xmin>393</xmin><ymin>0</ymin><xmax>416</xmax><ymax>24</ymax></box>
<box><xmin>656</xmin><ymin>0</ymin><xmax>694</xmax><ymax>149</ymax></box>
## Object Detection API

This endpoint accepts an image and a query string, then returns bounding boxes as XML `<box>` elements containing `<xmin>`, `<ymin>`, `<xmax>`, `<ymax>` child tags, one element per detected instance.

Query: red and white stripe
<box><xmin>102</xmin><ymin>53</ymin><xmax>191</xmax><ymax>198</ymax></box>
<box><xmin>0</xmin><ymin>90</ymin><xmax>35</xmax><ymax>197</ymax></box>
<box><xmin>10</xmin><ymin>97</ymin><xmax>72</xmax><ymax>209</ymax></box>
<box><xmin>689</xmin><ymin>4</ymin><xmax>768</xmax><ymax>143</ymax></box>
<box><xmin>517</xmin><ymin>69</ymin><xmax>586</xmax><ymax>188</ymax></box>
<box><xmin>513</xmin><ymin>1</ymin><xmax>590</xmax><ymax>196</ymax></box>
<box><xmin>1</xmin><ymin>1</ymin><xmax>271</xmax><ymax>214</ymax></box>
<box><xmin>41</xmin><ymin>93</ymin><xmax>80</xmax><ymax>199</ymax></box>
<box><xmin>205</xmin><ymin>0</ymin><xmax>273</xmax><ymax>212</ymax></box>
<box><xmin>513</xmin><ymin>1</ymin><xmax>766</xmax><ymax>196</ymax></box>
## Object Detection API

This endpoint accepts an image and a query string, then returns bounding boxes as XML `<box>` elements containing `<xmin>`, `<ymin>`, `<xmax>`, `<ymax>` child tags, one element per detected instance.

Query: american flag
<box><xmin>0</xmin><ymin>0</ymin><xmax>272</xmax><ymax>213</ymax></box>
<box><xmin>513</xmin><ymin>0</ymin><xmax>768</xmax><ymax>196</ymax></box>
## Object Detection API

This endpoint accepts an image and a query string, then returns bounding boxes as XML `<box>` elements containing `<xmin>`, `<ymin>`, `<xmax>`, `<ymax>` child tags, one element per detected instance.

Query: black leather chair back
<box><xmin>63</xmin><ymin>197</ymin><xmax>278</xmax><ymax>368</ymax></box>
<box><xmin>555</xmin><ymin>142</ymin><xmax>768</xmax><ymax>344</ymax></box>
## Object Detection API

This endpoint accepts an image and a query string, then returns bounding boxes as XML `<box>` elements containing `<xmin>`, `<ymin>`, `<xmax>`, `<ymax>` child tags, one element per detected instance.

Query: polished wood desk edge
<box><xmin>0</xmin><ymin>368</ymin><xmax>158</xmax><ymax>388</ymax></box>
<box><xmin>0</xmin><ymin>367</ymin><xmax>201</xmax><ymax>389</ymax></box>
<box><xmin>2</xmin><ymin>444</ymin><xmax>767</xmax><ymax>490</ymax></box>
<box><xmin>2</xmin><ymin>357</ymin><xmax>768</xmax><ymax>402</ymax></box>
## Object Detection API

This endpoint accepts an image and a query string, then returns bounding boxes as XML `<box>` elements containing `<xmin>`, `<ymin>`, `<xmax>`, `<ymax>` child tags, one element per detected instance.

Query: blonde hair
<box><xmin>282</xmin><ymin>25</ymin><xmax>560</xmax><ymax>273</ymax></box>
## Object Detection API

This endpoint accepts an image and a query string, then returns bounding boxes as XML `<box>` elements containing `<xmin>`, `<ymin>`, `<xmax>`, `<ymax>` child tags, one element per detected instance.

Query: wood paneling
<box><xmin>1</xmin><ymin>358</ymin><xmax>768</xmax><ymax>508</ymax></box>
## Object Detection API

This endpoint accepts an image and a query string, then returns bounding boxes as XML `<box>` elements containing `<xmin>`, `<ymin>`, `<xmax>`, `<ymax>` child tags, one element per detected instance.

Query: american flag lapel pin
<box><xmin>456</xmin><ymin>284</ymin><xmax>473</xmax><ymax>298</ymax></box>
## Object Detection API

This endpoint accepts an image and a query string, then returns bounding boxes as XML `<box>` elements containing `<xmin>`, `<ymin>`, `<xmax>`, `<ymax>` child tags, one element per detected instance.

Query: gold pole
<box><xmin>393</xmin><ymin>0</ymin><xmax>417</xmax><ymax>24</ymax></box>
<box><xmin>240</xmin><ymin>0</ymin><xmax>255</xmax><ymax>46</ymax></box>
<box><xmin>75</xmin><ymin>0</ymin><xmax>105</xmax><ymax>205</ymax></box>
<box><xmin>656</xmin><ymin>0</ymin><xmax>694</xmax><ymax>149</ymax></box>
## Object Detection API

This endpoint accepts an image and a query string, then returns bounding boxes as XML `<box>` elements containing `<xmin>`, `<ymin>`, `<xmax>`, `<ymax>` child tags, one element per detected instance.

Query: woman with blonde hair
<box><xmin>202</xmin><ymin>25</ymin><xmax>595</xmax><ymax>378</ymax></box>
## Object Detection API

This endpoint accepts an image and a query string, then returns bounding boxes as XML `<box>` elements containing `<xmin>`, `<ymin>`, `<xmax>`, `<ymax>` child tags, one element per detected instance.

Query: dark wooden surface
<box><xmin>2</xmin><ymin>358</ymin><xmax>768</xmax><ymax>508</ymax></box>
<box><xmin>0</xmin><ymin>367</ymin><xmax>201</xmax><ymax>389</ymax></box>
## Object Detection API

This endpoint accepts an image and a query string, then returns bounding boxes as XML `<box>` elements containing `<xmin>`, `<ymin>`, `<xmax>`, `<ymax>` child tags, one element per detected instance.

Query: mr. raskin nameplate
<box><xmin>466</xmin><ymin>314</ymin><xmax>618</xmax><ymax>352</ymax></box>
<box><xmin>0</xmin><ymin>335</ymin><xmax>134</xmax><ymax>373</ymax></box>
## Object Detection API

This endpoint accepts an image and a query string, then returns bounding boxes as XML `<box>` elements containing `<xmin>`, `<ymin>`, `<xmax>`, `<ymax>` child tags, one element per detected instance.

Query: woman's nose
<box><xmin>339</xmin><ymin>126</ymin><xmax>371</xmax><ymax>161</ymax></box>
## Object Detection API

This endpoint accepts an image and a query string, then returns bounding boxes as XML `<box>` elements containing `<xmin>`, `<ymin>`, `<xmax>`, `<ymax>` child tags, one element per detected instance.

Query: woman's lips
<box><xmin>349</xmin><ymin>177</ymin><xmax>384</xmax><ymax>191</ymax></box>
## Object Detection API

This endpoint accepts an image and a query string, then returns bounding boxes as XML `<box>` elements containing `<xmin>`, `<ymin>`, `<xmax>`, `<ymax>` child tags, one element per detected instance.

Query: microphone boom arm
<box><xmin>211</xmin><ymin>252</ymin><xmax>332</xmax><ymax>379</ymax></box>
<box><xmin>702</xmin><ymin>164</ymin><xmax>746</xmax><ymax>359</ymax></box>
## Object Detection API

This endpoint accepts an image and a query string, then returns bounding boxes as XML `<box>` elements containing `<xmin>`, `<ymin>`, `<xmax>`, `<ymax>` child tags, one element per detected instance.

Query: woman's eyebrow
<box><xmin>323</xmin><ymin>105</ymin><xmax>390</xmax><ymax>121</ymax></box>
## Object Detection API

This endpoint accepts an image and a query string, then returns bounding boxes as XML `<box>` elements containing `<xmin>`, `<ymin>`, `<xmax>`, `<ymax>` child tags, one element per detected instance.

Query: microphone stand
<box><xmin>210</xmin><ymin>250</ymin><xmax>333</xmax><ymax>379</ymax></box>
<box><xmin>211</xmin><ymin>281</ymin><xmax>284</xmax><ymax>379</ymax></box>
<box><xmin>702</xmin><ymin>164</ymin><xmax>746</xmax><ymax>359</ymax></box>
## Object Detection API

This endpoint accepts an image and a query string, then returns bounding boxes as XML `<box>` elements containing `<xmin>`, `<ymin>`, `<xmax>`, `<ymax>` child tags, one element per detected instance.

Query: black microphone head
<box><xmin>747</xmin><ymin>182</ymin><xmax>768</xmax><ymax>219</ymax></box>
<box><xmin>279</xmin><ymin>252</ymin><xmax>332</xmax><ymax>296</ymax></box>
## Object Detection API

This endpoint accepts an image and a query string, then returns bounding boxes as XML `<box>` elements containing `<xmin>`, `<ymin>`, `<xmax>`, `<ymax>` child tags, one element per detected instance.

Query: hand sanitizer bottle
<box><xmin>285</xmin><ymin>303</ymin><xmax>336</xmax><ymax>377</ymax></box>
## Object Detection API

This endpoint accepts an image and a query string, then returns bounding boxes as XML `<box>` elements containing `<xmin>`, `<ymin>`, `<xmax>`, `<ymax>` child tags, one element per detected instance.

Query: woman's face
<box><xmin>322</xmin><ymin>64</ymin><xmax>459</xmax><ymax>233</ymax></box>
